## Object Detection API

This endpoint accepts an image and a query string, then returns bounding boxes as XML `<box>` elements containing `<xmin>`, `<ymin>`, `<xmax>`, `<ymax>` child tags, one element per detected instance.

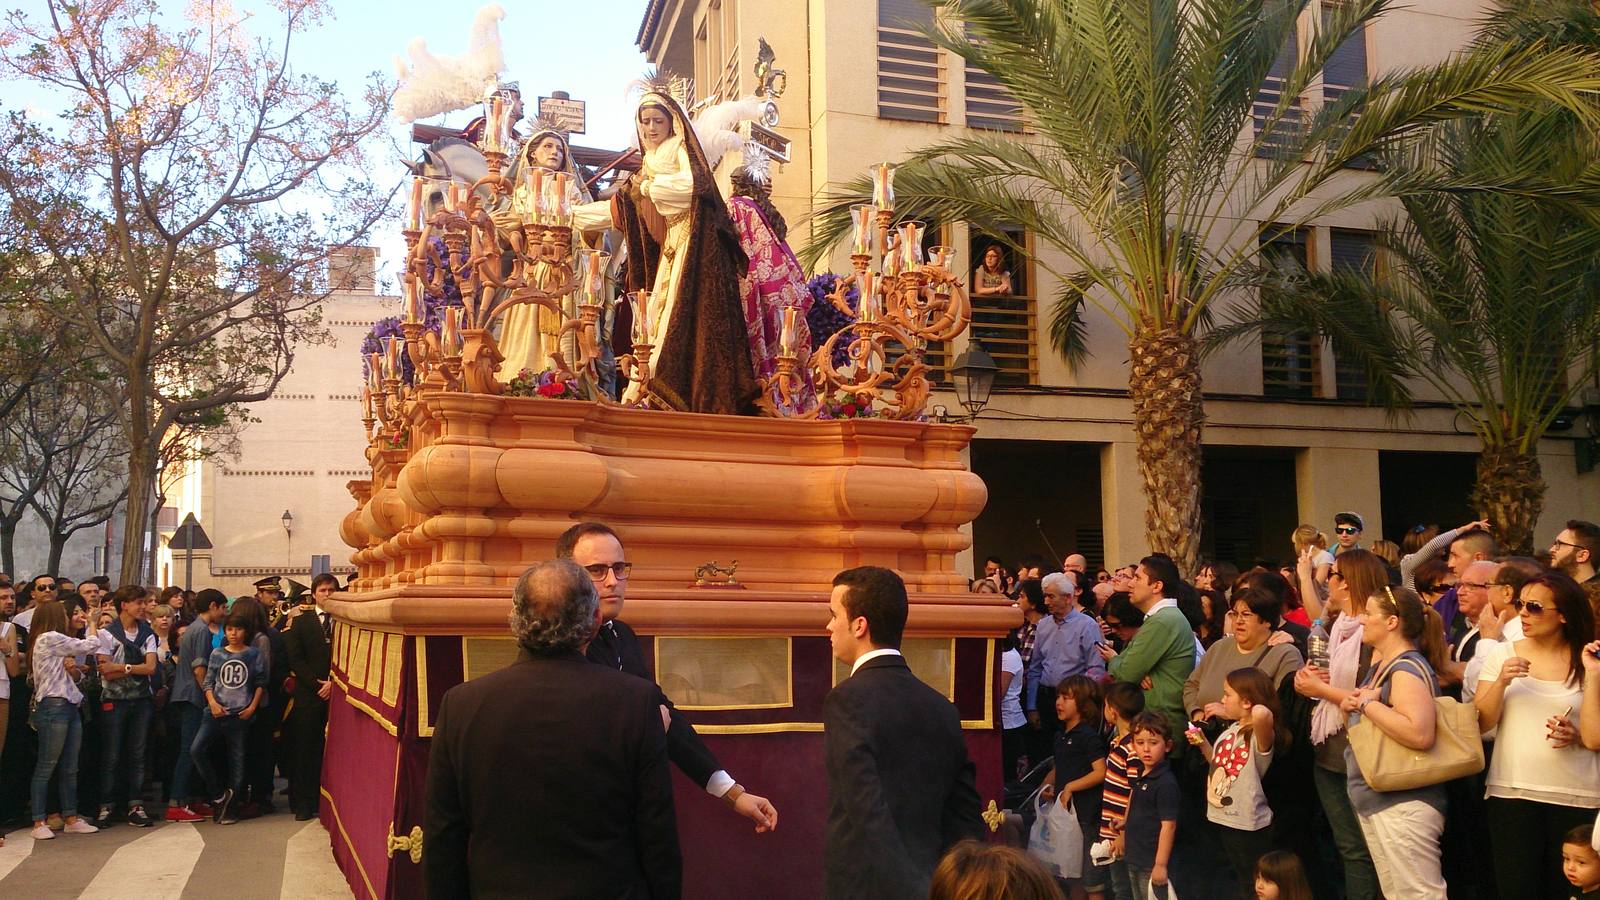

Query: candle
<box><xmin>780</xmin><ymin>306</ymin><xmax>798</xmax><ymax>356</ymax></box>
<box><xmin>872</xmin><ymin>163</ymin><xmax>895</xmax><ymax>211</ymax></box>
<box><xmin>577</xmin><ymin>249</ymin><xmax>608</xmax><ymax>303</ymax></box>
<box><xmin>850</xmin><ymin>204</ymin><xmax>874</xmax><ymax>256</ymax></box>
<box><xmin>403</xmin><ymin>277</ymin><xmax>421</xmax><ymax>324</ymax></box>
<box><xmin>440</xmin><ymin>306</ymin><xmax>461</xmax><ymax>356</ymax></box>
<box><xmin>550</xmin><ymin>173</ymin><xmax>573</xmax><ymax>224</ymax></box>
<box><xmin>529</xmin><ymin>167</ymin><xmax>546</xmax><ymax>222</ymax></box>
<box><xmin>883</xmin><ymin>236</ymin><xmax>901</xmax><ymax>278</ymax></box>
<box><xmin>630</xmin><ymin>290</ymin><xmax>652</xmax><ymax>344</ymax></box>
<box><xmin>383</xmin><ymin>336</ymin><xmax>401</xmax><ymax>379</ymax></box>
<box><xmin>899</xmin><ymin>222</ymin><xmax>924</xmax><ymax>270</ymax></box>
<box><xmin>366</xmin><ymin>353</ymin><xmax>383</xmax><ymax>392</ymax></box>
<box><xmin>443</xmin><ymin>181</ymin><xmax>459</xmax><ymax>213</ymax></box>
<box><xmin>488</xmin><ymin>96</ymin><xmax>505</xmax><ymax>153</ymax></box>
<box><xmin>859</xmin><ymin>272</ymin><xmax>877</xmax><ymax>323</ymax></box>
<box><xmin>361</xmin><ymin>386</ymin><xmax>373</xmax><ymax>419</ymax></box>
<box><xmin>408</xmin><ymin>177</ymin><xmax>423</xmax><ymax>230</ymax></box>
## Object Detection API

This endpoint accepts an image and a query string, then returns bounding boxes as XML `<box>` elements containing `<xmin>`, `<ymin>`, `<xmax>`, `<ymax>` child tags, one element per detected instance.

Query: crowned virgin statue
<box><xmin>491</xmin><ymin>126</ymin><xmax>593</xmax><ymax>382</ymax></box>
<box><xmin>572</xmin><ymin>85</ymin><xmax>759</xmax><ymax>414</ymax></box>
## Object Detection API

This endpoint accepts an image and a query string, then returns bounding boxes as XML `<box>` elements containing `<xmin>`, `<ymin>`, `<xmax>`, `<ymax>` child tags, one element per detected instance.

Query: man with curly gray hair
<box><xmin>508</xmin><ymin>558</ymin><xmax>601</xmax><ymax>655</ymax></box>
<box><xmin>424</xmin><ymin>559</ymin><xmax>681</xmax><ymax>899</ymax></box>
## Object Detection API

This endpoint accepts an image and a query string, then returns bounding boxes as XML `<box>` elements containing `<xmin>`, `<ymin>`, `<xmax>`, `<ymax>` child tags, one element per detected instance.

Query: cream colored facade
<box><xmin>156</xmin><ymin>253</ymin><xmax>390</xmax><ymax>597</ymax></box>
<box><xmin>640</xmin><ymin>0</ymin><xmax>1600</xmax><ymax>569</ymax></box>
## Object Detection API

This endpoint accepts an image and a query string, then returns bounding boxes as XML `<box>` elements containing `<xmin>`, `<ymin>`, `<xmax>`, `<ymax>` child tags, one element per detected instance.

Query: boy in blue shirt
<box><xmin>191</xmin><ymin>612</ymin><xmax>264</xmax><ymax>825</ymax></box>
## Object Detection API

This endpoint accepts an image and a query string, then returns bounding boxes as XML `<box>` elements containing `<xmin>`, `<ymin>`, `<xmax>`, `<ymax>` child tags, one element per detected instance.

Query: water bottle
<box><xmin>1308</xmin><ymin>618</ymin><xmax>1330</xmax><ymax>669</ymax></box>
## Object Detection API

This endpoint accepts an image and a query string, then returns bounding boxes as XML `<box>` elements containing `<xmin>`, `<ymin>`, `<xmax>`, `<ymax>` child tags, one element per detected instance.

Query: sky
<box><xmin>3</xmin><ymin>0</ymin><xmax>650</xmax><ymax>287</ymax></box>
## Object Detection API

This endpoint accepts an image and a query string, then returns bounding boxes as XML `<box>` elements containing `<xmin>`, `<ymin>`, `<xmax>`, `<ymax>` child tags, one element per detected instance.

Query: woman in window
<box><xmin>972</xmin><ymin>245</ymin><xmax>1013</xmax><ymax>296</ymax></box>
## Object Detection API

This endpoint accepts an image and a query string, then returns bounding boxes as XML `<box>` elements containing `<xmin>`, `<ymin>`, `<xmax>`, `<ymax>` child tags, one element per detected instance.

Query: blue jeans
<box><xmin>30</xmin><ymin>697</ymin><xmax>83</xmax><ymax>820</ymax></box>
<box><xmin>98</xmin><ymin>697</ymin><xmax>152</xmax><ymax>811</ymax></box>
<box><xmin>1106</xmin><ymin>858</ymin><xmax>1135</xmax><ymax>900</ymax></box>
<box><xmin>169</xmin><ymin>702</ymin><xmax>205</xmax><ymax>803</ymax></box>
<box><xmin>1314</xmin><ymin>764</ymin><xmax>1381</xmax><ymax>900</ymax></box>
<box><xmin>1126</xmin><ymin>865</ymin><xmax>1172</xmax><ymax>900</ymax></box>
<box><xmin>191</xmin><ymin>713</ymin><xmax>249</xmax><ymax>799</ymax></box>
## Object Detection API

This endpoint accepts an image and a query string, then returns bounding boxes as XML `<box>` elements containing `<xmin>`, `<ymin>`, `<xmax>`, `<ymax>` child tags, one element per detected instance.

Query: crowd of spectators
<box><xmin>0</xmin><ymin>571</ymin><xmax>335</xmax><ymax>844</ymax></box>
<box><xmin>981</xmin><ymin>515</ymin><xmax>1600</xmax><ymax>900</ymax></box>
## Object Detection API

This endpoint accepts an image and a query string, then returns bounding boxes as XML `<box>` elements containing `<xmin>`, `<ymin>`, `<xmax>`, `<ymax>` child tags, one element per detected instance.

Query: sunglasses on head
<box><xmin>1335</xmin><ymin>526</ymin><xmax>1360</xmax><ymax>535</ymax></box>
<box><xmin>1510</xmin><ymin>598</ymin><xmax>1548</xmax><ymax>615</ymax></box>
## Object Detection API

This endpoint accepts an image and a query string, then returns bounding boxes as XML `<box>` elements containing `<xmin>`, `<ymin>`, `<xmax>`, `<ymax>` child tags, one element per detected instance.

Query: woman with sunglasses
<box><xmin>1291</xmin><ymin>549</ymin><xmax>1388</xmax><ymax>900</ymax></box>
<box><xmin>1474</xmin><ymin>570</ymin><xmax>1600</xmax><ymax>899</ymax></box>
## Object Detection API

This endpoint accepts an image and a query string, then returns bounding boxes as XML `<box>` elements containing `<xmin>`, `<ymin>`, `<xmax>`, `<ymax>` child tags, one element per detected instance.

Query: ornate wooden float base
<box><xmin>319</xmin><ymin>397</ymin><xmax>1013</xmax><ymax>899</ymax></box>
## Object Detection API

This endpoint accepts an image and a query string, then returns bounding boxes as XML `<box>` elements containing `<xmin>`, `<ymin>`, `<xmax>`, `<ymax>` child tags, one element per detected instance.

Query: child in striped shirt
<box><xmin>1098</xmin><ymin>681</ymin><xmax>1146</xmax><ymax>900</ymax></box>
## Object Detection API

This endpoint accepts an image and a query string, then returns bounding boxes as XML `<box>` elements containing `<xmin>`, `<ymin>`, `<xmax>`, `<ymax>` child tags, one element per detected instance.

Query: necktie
<box><xmin>321</xmin><ymin>614</ymin><xmax>332</xmax><ymax>643</ymax></box>
<box><xmin>599</xmin><ymin>622</ymin><xmax>622</xmax><ymax>670</ymax></box>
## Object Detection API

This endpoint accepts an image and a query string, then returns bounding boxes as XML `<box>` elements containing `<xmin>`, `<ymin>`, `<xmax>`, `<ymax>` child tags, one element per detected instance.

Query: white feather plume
<box><xmin>392</xmin><ymin>5</ymin><xmax>508</xmax><ymax>124</ymax></box>
<box><xmin>691</xmin><ymin>96</ymin><xmax>766</xmax><ymax>169</ymax></box>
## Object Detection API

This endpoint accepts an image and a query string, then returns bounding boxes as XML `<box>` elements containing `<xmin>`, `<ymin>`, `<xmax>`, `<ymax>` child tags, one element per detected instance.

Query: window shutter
<box><xmin>878</xmin><ymin>0</ymin><xmax>946</xmax><ymax>123</ymax></box>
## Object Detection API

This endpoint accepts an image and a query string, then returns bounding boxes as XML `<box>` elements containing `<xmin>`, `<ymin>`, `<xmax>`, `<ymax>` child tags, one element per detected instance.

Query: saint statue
<box><xmin>491</xmin><ymin>127</ymin><xmax>593</xmax><ymax>382</ymax></box>
<box><xmin>574</xmin><ymin>89</ymin><xmax>758</xmax><ymax>415</ymax></box>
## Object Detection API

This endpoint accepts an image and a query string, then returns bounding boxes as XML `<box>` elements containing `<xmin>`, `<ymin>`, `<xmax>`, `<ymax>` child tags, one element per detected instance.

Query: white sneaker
<box><xmin>63</xmin><ymin>819</ymin><xmax>98</xmax><ymax>835</ymax></box>
<box><xmin>30</xmin><ymin>824</ymin><xmax>55</xmax><ymax>840</ymax></box>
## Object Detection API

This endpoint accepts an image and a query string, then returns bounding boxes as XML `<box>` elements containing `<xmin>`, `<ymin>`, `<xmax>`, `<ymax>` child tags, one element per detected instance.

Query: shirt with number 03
<box><xmin>1477</xmin><ymin>641</ymin><xmax>1600</xmax><ymax>808</ymax></box>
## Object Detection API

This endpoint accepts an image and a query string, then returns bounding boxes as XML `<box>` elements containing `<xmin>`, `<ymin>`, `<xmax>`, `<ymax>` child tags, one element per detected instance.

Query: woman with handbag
<box><xmin>1291</xmin><ymin>550</ymin><xmax>1388</xmax><ymax>900</ymax></box>
<box><xmin>1475</xmin><ymin>571</ymin><xmax>1600</xmax><ymax>899</ymax></box>
<box><xmin>1339</xmin><ymin>586</ymin><xmax>1451</xmax><ymax>899</ymax></box>
<box><xmin>1183</xmin><ymin>588</ymin><xmax>1304</xmax><ymax>724</ymax></box>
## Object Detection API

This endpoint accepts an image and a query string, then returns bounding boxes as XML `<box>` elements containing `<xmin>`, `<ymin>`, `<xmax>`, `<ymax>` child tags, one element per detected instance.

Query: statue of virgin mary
<box><xmin>572</xmin><ymin>87</ymin><xmax>759</xmax><ymax>415</ymax></box>
<box><xmin>492</xmin><ymin>127</ymin><xmax>592</xmax><ymax>382</ymax></box>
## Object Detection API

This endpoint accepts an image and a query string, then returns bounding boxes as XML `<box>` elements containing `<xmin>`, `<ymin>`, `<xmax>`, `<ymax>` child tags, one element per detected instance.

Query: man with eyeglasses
<box><xmin>1549</xmin><ymin>520</ymin><xmax>1600</xmax><ymax>585</ymax></box>
<box><xmin>1332</xmin><ymin>512</ymin><xmax>1365</xmax><ymax>555</ymax></box>
<box><xmin>1445</xmin><ymin>560</ymin><xmax>1500</xmax><ymax>703</ymax></box>
<box><xmin>554</xmin><ymin>522</ymin><xmax>779</xmax><ymax>834</ymax></box>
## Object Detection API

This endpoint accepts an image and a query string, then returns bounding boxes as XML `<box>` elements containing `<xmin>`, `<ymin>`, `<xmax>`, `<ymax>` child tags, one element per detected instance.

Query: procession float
<box><xmin>321</xmin><ymin>9</ymin><xmax>1016</xmax><ymax>897</ymax></box>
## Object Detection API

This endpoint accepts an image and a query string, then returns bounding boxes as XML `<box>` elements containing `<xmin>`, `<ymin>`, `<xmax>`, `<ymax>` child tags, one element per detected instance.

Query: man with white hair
<box><xmin>1024</xmin><ymin>572</ymin><xmax>1106</xmax><ymax>745</ymax></box>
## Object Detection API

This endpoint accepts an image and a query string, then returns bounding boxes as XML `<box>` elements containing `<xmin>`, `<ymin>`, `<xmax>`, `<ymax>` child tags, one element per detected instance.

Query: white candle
<box><xmin>851</xmin><ymin>205</ymin><xmax>873</xmax><ymax>256</ymax></box>
<box><xmin>630</xmin><ymin>290</ymin><xmax>652</xmax><ymax>344</ymax></box>
<box><xmin>408</xmin><ymin>177</ymin><xmax>423</xmax><ymax>230</ymax></box>
<box><xmin>859</xmin><ymin>272</ymin><xmax>877</xmax><ymax>323</ymax></box>
<box><xmin>780</xmin><ymin>306</ymin><xmax>798</xmax><ymax>356</ymax></box>
<box><xmin>872</xmin><ymin>163</ymin><xmax>895</xmax><ymax>211</ymax></box>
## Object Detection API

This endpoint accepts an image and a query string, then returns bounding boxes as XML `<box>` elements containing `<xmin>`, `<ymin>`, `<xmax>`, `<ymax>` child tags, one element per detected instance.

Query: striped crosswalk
<box><xmin>0</xmin><ymin>816</ymin><xmax>354</xmax><ymax>899</ymax></box>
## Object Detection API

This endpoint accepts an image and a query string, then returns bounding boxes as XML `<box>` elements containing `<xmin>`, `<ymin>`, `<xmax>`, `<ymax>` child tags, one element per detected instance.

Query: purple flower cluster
<box><xmin>806</xmin><ymin>273</ymin><xmax>859</xmax><ymax>369</ymax></box>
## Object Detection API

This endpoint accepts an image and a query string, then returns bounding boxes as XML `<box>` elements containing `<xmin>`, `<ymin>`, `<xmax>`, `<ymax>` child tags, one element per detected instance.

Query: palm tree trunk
<box><xmin>1129</xmin><ymin>327</ymin><xmax>1205</xmax><ymax>574</ymax></box>
<box><xmin>1472</xmin><ymin>444</ymin><xmax>1544</xmax><ymax>556</ymax></box>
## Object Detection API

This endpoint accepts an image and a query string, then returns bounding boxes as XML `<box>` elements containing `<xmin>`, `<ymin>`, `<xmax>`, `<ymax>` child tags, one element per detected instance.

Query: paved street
<box><xmin>0</xmin><ymin>812</ymin><xmax>353</xmax><ymax>899</ymax></box>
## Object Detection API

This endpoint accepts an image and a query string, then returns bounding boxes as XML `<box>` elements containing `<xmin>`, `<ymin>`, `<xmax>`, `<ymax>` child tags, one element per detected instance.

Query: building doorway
<box><xmin>1200</xmin><ymin>446</ymin><xmax>1300</xmax><ymax>570</ymax></box>
<box><xmin>970</xmin><ymin>440</ymin><xmax>1103</xmax><ymax>578</ymax></box>
<box><xmin>1379</xmin><ymin>450</ymin><xmax>1478</xmax><ymax>543</ymax></box>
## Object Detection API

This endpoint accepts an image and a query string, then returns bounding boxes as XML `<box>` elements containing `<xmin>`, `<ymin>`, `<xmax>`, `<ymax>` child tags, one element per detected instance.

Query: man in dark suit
<box><xmin>556</xmin><ymin>522</ymin><xmax>777</xmax><ymax>832</ymax></box>
<box><xmin>425</xmin><ymin>559</ymin><xmax>680</xmax><ymax>900</ymax></box>
<box><xmin>284</xmin><ymin>573</ymin><xmax>335</xmax><ymax>821</ymax></box>
<box><xmin>823</xmin><ymin>566</ymin><xmax>983</xmax><ymax>899</ymax></box>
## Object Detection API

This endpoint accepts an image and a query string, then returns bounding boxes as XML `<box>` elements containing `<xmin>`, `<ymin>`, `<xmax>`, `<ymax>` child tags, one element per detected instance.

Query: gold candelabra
<box><xmin>809</xmin><ymin>164</ymin><xmax>972</xmax><ymax>420</ymax></box>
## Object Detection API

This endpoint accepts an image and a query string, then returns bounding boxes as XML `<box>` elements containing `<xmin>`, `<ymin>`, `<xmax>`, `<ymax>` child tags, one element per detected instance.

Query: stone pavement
<box><xmin>0</xmin><ymin>810</ymin><xmax>354</xmax><ymax>899</ymax></box>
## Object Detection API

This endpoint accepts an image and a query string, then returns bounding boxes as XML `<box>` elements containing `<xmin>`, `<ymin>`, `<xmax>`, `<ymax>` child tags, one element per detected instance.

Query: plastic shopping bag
<box><xmin>1026</xmin><ymin>793</ymin><xmax>1083</xmax><ymax>879</ymax></box>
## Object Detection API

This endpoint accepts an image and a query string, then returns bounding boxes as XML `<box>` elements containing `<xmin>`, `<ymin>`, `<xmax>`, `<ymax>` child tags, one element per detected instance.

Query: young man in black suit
<box><xmin>823</xmin><ymin>566</ymin><xmax>983</xmax><ymax>899</ymax></box>
<box><xmin>424</xmin><ymin>559</ymin><xmax>681</xmax><ymax>900</ymax></box>
<box><xmin>284</xmin><ymin>573</ymin><xmax>335</xmax><ymax>821</ymax></box>
<box><xmin>556</xmin><ymin>522</ymin><xmax>778</xmax><ymax>833</ymax></box>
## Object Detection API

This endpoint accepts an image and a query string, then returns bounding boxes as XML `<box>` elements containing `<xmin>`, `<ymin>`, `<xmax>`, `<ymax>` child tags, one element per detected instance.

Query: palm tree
<box><xmin>802</xmin><ymin>0</ymin><xmax>1600</xmax><ymax>572</ymax></box>
<box><xmin>1209</xmin><ymin>7</ymin><xmax>1600</xmax><ymax>555</ymax></box>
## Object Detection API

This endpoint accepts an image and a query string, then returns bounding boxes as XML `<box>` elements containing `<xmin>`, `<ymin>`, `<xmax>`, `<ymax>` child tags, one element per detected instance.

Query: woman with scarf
<box><xmin>1291</xmin><ymin>549</ymin><xmax>1388</xmax><ymax>900</ymax></box>
<box><xmin>573</xmin><ymin>88</ymin><xmax>758</xmax><ymax>414</ymax></box>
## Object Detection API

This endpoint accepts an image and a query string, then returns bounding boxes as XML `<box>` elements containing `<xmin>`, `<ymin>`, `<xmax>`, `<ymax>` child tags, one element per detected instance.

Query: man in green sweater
<box><xmin>1098</xmin><ymin>555</ymin><xmax>1196</xmax><ymax>728</ymax></box>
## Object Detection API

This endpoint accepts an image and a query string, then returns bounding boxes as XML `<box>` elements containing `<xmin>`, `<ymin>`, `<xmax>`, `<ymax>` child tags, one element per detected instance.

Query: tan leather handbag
<box><xmin>1347</xmin><ymin>655</ymin><xmax>1485</xmax><ymax>792</ymax></box>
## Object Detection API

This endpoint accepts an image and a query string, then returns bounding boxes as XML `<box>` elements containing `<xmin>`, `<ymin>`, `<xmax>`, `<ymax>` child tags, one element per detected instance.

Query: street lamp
<box><xmin>949</xmin><ymin>342</ymin><xmax>998</xmax><ymax>421</ymax></box>
<box><xmin>281</xmin><ymin>510</ymin><xmax>294</xmax><ymax>534</ymax></box>
<box><xmin>282</xmin><ymin>509</ymin><xmax>294</xmax><ymax>567</ymax></box>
